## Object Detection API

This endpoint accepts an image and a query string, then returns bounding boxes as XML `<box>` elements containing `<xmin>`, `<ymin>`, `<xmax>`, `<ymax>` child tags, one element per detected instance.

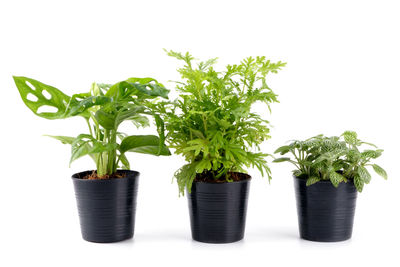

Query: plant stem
<box><xmin>106</xmin><ymin>130</ymin><xmax>117</xmax><ymax>174</ymax></box>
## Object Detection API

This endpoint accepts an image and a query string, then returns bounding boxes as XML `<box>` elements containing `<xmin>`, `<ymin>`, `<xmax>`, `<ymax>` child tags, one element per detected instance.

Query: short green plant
<box><xmin>159</xmin><ymin>51</ymin><xmax>285</xmax><ymax>195</ymax></box>
<box><xmin>14</xmin><ymin>76</ymin><xmax>171</xmax><ymax>177</ymax></box>
<box><xmin>273</xmin><ymin>131</ymin><xmax>387</xmax><ymax>192</ymax></box>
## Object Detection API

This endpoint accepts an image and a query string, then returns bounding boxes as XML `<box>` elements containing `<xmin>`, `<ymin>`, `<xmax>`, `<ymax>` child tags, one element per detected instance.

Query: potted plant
<box><xmin>159</xmin><ymin>51</ymin><xmax>285</xmax><ymax>243</ymax></box>
<box><xmin>274</xmin><ymin>131</ymin><xmax>387</xmax><ymax>242</ymax></box>
<box><xmin>13</xmin><ymin>76</ymin><xmax>171</xmax><ymax>243</ymax></box>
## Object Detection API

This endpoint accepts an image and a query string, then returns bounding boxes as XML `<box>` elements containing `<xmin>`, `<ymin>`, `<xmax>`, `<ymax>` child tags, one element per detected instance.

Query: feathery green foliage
<box><xmin>160</xmin><ymin>50</ymin><xmax>285</xmax><ymax>195</ymax></box>
<box><xmin>273</xmin><ymin>131</ymin><xmax>387</xmax><ymax>192</ymax></box>
<box><xmin>14</xmin><ymin>76</ymin><xmax>170</xmax><ymax>177</ymax></box>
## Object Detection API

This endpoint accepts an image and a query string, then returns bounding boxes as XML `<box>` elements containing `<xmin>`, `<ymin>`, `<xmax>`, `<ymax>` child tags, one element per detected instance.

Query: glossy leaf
<box><xmin>45</xmin><ymin>135</ymin><xmax>75</xmax><ymax>144</ymax></box>
<box><xmin>13</xmin><ymin>76</ymin><xmax>71</xmax><ymax>119</ymax></box>
<box><xmin>272</xmin><ymin>157</ymin><xmax>291</xmax><ymax>163</ymax></box>
<box><xmin>119</xmin><ymin>135</ymin><xmax>170</xmax><ymax>155</ymax></box>
<box><xmin>274</xmin><ymin>145</ymin><xmax>291</xmax><ymax>155</ymax></box>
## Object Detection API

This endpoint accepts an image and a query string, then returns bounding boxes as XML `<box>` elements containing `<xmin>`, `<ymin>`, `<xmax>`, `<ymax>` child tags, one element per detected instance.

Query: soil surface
<box><xmin>194</xmin><ymin>171</ymin><xmax>251</xmax><ymax>183</ymax></box>
<box><xmin>83</xmin><ymin>170</ymin><xmax>127</xmax><ymax>180</ymax></box>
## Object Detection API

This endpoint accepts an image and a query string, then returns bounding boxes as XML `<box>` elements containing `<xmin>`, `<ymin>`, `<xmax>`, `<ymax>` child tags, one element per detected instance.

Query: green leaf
<box><xmin>67</xmin><ymin>96</ymin><xmax>112</xmax><ymax>117</ymax></box>
<box><xmin>306</xmin><ymin>176</ymin><xmax>320</xmax><ymax>186</ymax></box>
<box><xmin>343</xmin><ymin>131</ymin><xmax>358</xmax><ymax>145</ymax></box>
<box><xmin>106</xmin><ymin>80</ymin><xmax>169</xmax><ymax>100</ymax></box>
<box><xmin>353</xmin><ymin>174</ymin><xmax>364</xmax><ymax>192</ymax></box>
<box><xmin>13</xmin><ymin>76</ymin><xmax>71</xmax><ymax>119</ymax></box>
<box><xmin>329</xmin><ymin>171</ymin><xmax>345</xmax><ymax>187</ymax></box>
<box><xmin>293</xmin><ymin>169</ymin><xmax>302</xmax><ymax>177</ymax></box>
<box><xmin>45</xmin><ymin>135</ymin><xmax>75</xmax><ymax>144</ymax></box>
<box><xmin>272</xmin><ymin>157</ymin><xmax>291</xmax><ymax>163</ymax></box>
<box><xmin>274</xmin><ymin>145</ymin><xmax>291</xmax><ymax>155</ymax></box>
<box><xmin>119</xmin><ymin>135</ymin><xmax>170</xmax><ymax>156</ymax></box>
<box><xmin>154</xmin><ymin>114</ymin><xmax>167</xmax><ymax>154</ymax></box>
<box><xmin>361</xmin><ymin>149</ymin><xmax>382</xmax><ymax>159</ymax></box>
<box><xmin>118</xmin><ymin>153</ymin><xmax>130</xmax><ymax>170</ymax></box>
<box><xmin>372</xmin><ymin>164</ymin><xmax>387</xmax><ymax>179</ymax></box>
<box><xmin>94</xmin><ymin>108</ymin><xmax>116</xmax><ymax>130</ymax></box>
<box><xmin>70</xmin><ymin>134</ymin><xmax>117</xmax><ymax>165</ymax></box>
<box><xmin>357</xmin><ymin>166</ymin><xmax>372</xmax><ymax>184</ymax></box>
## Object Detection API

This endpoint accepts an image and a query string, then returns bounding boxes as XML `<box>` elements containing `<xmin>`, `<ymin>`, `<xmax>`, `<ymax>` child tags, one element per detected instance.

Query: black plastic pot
<box><xmin>294</xmin><ymin>176</ymin><xmax>358</xmax><ymax>242</ymax></box>
<box><xmin>72</xmin><ymin>170</ymin><xmax>139</xmax><ymax>243</ymax></box>
<box><xmin>187</xmin><ymin>177</ymin><xmax>251</xmax><ymax>243</ymax></box>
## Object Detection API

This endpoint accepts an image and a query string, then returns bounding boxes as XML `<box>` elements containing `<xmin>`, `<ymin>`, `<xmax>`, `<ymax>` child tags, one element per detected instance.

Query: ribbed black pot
<box><xmin>72</xmin><ymin>170</ymin><xmax>139</xmax><ymax>243</ymax></box>
<box><xmin>187</xmin><ymin>177</ymin><xmax>251</xmax><ymax>243</ymax></box>
<box><xmin>294</xmin><ymin>176</ymin><xmax>358</xmax><ymax>242</ymax></box>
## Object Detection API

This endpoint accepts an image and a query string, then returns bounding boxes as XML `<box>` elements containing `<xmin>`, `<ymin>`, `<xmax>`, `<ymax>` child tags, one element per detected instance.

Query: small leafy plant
<box><xmin>159</xmin><ymin>51</ymin><xmax>285</xmax><ymax>195</ymax></box>
<box><xmin>14</xmin><ymin>76</ymin><xmax>171</xmax><ymax>178</ymax></box>
<box><xmin>273</xmin><ymin>131</ymin><xmax>387</xmax><ymax>192</ymax></box>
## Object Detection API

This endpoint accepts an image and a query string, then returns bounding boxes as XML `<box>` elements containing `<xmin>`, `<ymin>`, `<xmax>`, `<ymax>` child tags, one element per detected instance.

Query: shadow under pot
<box><xmin>72</xmin><ymin>170</ymin><xmax>139</xmax><ymax>243</ymax></box>
<box><xmin>187</xmin><ymin>173</ymin><xmax>251</xmax><ymax>243</ymax></box>
<box><xmin>293</xmin><ymin>176</ymin><xmax>358</xmax><ymax>242</ymax></box>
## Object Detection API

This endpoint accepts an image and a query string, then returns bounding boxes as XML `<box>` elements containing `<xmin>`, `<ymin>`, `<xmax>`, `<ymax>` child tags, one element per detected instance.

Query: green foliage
<box><xmin>161</xmin><ymin>50</ymin><xmax>285</xmax><ymax>195</ymax></box>
<box><xmin>273</xmin><ymin>131</ymin><xmax>387</xmax><ymax>192</ymax></box>
<box><xmin>14</xmin><ymin>76</ymin><xmax>171</xmax><ymax>177</ymax></box>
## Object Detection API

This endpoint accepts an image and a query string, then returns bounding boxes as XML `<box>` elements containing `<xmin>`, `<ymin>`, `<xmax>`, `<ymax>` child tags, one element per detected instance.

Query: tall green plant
<box><xmin>159</xmin><ymin>51</ymin><xmax>285</xmax><ymax>195</ymax></box>
<box><xmin>273</xmin><ymin>131</ymin><xmax>387</xmax><ymax>192</ymax></box>
<box><xmin>14</xmin><ymin>76</ymin><xmax>171</xmax><ymax>177</ymax></box>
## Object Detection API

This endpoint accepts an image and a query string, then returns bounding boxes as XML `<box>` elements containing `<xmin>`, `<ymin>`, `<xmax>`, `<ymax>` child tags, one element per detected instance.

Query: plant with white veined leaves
<box><xmin>14</xmin><ymin>76</ymin><xmax>171</xmax><ymax>178</ymax></box>
<box><xmin>273</xmin><ymin>131</ymin><xmax>387</xmax><ymax>192</ymax></box>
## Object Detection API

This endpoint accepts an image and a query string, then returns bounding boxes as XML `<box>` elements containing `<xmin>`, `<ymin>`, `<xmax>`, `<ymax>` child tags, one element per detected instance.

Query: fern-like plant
<box><xmin>14</xmin><ymin>76</ymin><xmax>171</xmax><ymax>178</ymax></box>
<box><xmin>273</xmin><ymin>131</ymin><xmax>387</xmax><ymax>192</ymax></box>
<box><xmin>159</xmin><ymin>51</ymin><xmax>285</xmax><ymax>195</ymax></box>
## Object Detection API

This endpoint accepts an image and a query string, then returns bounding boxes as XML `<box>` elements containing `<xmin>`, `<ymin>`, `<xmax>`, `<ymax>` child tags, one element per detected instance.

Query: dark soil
<box><xmin>194</xmin><ymin>171</ymin><xmax>251</xmax><ymax>183</ymax></box>
<box><xmin>83</xmin><ymin>170</ymin><xmax>127</xmax><ymax>180</ymax></box>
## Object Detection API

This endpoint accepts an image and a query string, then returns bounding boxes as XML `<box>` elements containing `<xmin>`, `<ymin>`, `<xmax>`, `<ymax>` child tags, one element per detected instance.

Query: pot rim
<box><xmin>71</xmin><ymin>169</ymin><xmax>140</xmax><ymax>181</ymax></box>
<box><xmin>193</xmin><ymin>178</ymin><xmax>252</xmax><ymax>185</ymax></box>
<box><xmin>293</xmin><ymin>175</ymin><xmax>333</xmax><ymax>183</ymax></box>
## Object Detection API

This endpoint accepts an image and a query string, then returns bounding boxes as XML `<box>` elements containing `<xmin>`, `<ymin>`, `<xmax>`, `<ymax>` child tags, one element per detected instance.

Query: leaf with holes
<box><xmin>13</xmin><ymin>76</ymin><xmax>71</xmax><ymax>119</ymax></box>
<box><xmin>14</xmin><ymin>75</ymin><xmax>170</xmax><ymax>177</ymax></box>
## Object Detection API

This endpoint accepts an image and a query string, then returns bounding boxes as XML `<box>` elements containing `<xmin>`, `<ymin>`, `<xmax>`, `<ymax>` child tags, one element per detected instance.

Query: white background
<box><xmin>0</xmin><ymin>0</ymin><xmax>399</xmax><ymax>266</ymax></box>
